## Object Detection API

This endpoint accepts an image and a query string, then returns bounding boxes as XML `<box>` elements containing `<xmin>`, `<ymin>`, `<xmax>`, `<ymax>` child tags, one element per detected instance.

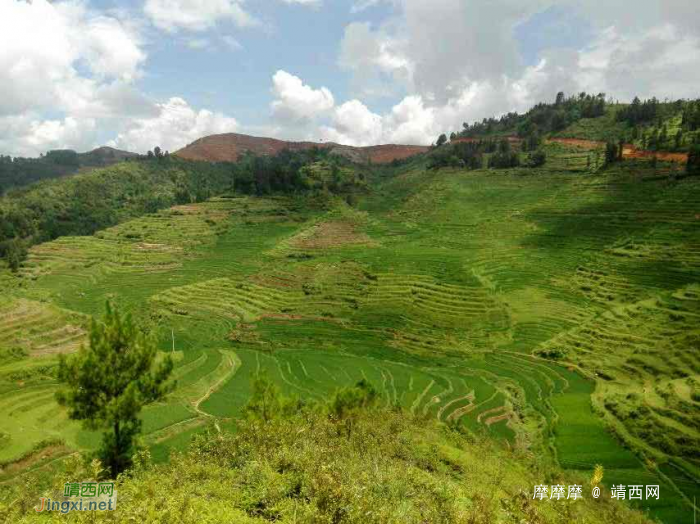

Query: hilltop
<box><xmin>0</xmin><ymin>146</ymin><xmax>138</xmax><ymax>195</ymax></box>
<box><xmin>3</xmin><ymin>406</ymin><xmax>652</xmax><ymax>523</ymax></box>
<box><xmin>174</xmin><ymin>132</ymin><xmax>429</xmax><ymax>164</ymax></box>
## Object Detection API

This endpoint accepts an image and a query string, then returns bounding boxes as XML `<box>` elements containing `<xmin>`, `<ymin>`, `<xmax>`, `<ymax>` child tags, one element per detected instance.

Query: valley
<box><xmin>0</xmin><ymin>139</ymin><xmax>698</xmax><ymax>522</ymax></box>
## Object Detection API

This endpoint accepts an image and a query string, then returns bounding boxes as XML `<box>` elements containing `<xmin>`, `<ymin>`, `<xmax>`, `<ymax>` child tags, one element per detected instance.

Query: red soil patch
<box><xmin>451</xmin><ymin>136</ymin><xmax>522</xmax><ymax>145</ymax></box>
<box><xmin>174</xmin><ymin>133</ymin><xmax>428</xmax><ymax>165</ymax></box>
<box><xmin>547</xmin><ymin>138</ymin><xmax>689</xmax><ymax>163</ymax></box>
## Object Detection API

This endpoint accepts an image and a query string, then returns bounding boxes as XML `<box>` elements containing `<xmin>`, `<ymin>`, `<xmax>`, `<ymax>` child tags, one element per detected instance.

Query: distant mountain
<box><xmin>174</xmin><ymin>133</ymin><xmax>429</xmax><ymax>164</ymax></box>
<box><xmin>0</xmin><ymin>146</ymin><xmax>139</xmax><ymax>194</ymax></box>
<box><xmin>78</xmin><ymin>146</ymin><xmax>139</xmax><ymax>166</ymax></box>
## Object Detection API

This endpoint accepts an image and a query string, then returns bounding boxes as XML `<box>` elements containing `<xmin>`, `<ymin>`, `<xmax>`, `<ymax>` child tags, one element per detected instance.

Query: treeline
<box><xmin>459</xmin><ymin>92</ymin><xmax>607</xmax><ymax>139</ymax></box>
<box><xmin>0</xmin><ymin>157</ymin><xmax>234</xmax><ymax>271</ymax></box>
<box><xmin>616</xmin><ymin>96</ymin><xmax>662</xmax><ymax>126</ymax></box>
<box><xmin>428</xmin><ymin>138</ymin><xmax>545</xmax><ymax>170</ymax></box>
<box><xmin>0</xmin><ymin>152</ymin><xmax>78</xmax><ymax>195</ymax></box>
<box><xmin>231</xmin><ymin>147</ymin><xmax>366</xmax><ymax>196</ymax></box>
<box><xmin>0</xmin><ymin>148</ymin><xmax>137</xmax><ymax>195</ymax></box>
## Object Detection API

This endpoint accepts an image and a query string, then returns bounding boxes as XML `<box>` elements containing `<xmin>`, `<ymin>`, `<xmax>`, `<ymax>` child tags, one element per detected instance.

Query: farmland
<box><xmin>0</xmin><ymin>143</ymin><xmax>698</xmax><ymax>522</ymax></box>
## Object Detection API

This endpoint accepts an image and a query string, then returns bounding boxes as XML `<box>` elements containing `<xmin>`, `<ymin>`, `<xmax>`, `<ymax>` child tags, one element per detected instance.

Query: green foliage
<box><xmin>687</xmin><ymin>145</ymin><xmax>700</xmax><ymax>176</ymax></box>
<box><xmin>460</xmin><ymin>91</ymin><xmax>606</xmax><ymax>139</ymax></box>
<box><xmin>2</xmin><ymin>407</ymin><xmax>654</xmax><ymax>523</ymax></box>
<box><xmin>56</xmin><ymin>302</ymin><xmax>174</xmax><ymax>477</ymax></box>
<box><xmin>525</xmin><ymin>150</ymin><xmax>547</xmax><ymax>168</ymax></box>
<box><xmin>488</xmin><ymin>150</ymin><xmax>520</xmax><ymax>169</ymax></box>
<box><xmin>243</xmin><ymin>372</ymin><xmax>284</xmax><ymax>422</ymax></box>
<box><xmin>436</xmin><ymin>133</ymin><xmax>448</xmax><ymax>147</ymax></box>
<box><xmin>0</xmin><ymin>148</ymin><xmax>137</xmax><ymax>195</ymax></box>
<box><xmin>328</xmin><ymin>379</ymin><xmax>378</xmax><ymax>419</ymax></box>
<box><xmin>0</xmin><ymin>158</ymin><xmax>233</xmax><ymax>266</ymax></box>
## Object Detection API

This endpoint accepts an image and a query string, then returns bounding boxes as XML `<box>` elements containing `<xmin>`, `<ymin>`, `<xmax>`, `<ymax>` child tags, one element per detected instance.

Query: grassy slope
<box><xmin>4</xmin><ymin>409</ymin><xmax>652</xmax><ymax>523</ymax></box>
<box><xmin>0</xmin><ymin>143</ymin><xmax>698</xmax><ymax>522</ymax></box>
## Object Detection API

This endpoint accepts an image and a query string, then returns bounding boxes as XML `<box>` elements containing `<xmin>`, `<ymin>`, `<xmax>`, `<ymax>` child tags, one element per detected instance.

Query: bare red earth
<box><xmin>174</xmin><ymin>133</ymin><xmax>429</xmax><ymax>164</ymax></box>
<box><xmin>546</xmin><ymin>138</ymin><xmax>689</xmax><ymax>163</ymax></box>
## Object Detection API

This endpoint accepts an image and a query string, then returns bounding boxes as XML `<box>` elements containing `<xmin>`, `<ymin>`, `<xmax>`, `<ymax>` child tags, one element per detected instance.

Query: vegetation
<box><xmin>0</xmin><ymin>149</ymin><xmax>365</xmax><ymax>272</ymax></box>
<box><xmin>460</xmin><ymin>91</ymin><xmax>606</xmax><ymax>139</ymax></box>
<box><xmin>2</xmin><ymin>393</ymin><xmax>653</xmax><ymax>523</ymax></box>
<box><xmin>56</xmin><ymin>302</ymin><xmax>174</xmax><ymax>477</ymax></box>
<box><xmin>0</xmin><ymin>101</ymin><xmax>698</xmax><ymax>523</ymax></box>
<box><xmin>0</xmin><ymin>148</ymin><xmax>137</xmax><ymax>195</ymax></box>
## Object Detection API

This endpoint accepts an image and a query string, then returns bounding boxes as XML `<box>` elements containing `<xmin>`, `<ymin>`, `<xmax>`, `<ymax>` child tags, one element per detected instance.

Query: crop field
<box><xmin>0</xmin><ymin>145</ymin><xmax>698</xmax><ymax>522</ymax></box>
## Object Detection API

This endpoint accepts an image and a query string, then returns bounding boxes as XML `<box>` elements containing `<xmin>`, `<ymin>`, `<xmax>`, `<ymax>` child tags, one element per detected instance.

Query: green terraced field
<box><xmin>0</xmin><ymin>147</ymin><xmax>698</xmax><ymax>522</ymax></box>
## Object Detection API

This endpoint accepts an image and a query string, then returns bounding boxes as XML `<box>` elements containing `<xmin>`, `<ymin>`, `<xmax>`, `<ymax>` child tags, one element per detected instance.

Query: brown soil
<box><xmin>451</xmin><ymin>136</ymin><xmax>522</xmax><ymax>145</ymax></box>
<box><xmin>0</xmin><ymin>445</ymin><xmax>70</xmax><ymax>478</ymax></box>
<box><xmin>547</xmin><ymin>138</ymin><xmax>689</xmax><ymax>163</ymax></box>
<box><xmin>289</xmin><ymin>221</ymin><xmax>373</xmax><ymax>250</ymax></box>
<box><xmin>174</xmin><ymin>133</ymin><xmax>429</xmax><ymax>164</ymax></box>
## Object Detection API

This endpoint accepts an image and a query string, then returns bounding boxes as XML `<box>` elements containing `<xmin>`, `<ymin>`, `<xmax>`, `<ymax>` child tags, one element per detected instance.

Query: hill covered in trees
<box><xmin>455</xmin><ymin>92</ymin><xmax>700</xmax><ymax>154</ymax></box>
<box><xmin>0</xmin><ymin>147</ymin><xmax>137</xmax><ymax>196</ymax></box>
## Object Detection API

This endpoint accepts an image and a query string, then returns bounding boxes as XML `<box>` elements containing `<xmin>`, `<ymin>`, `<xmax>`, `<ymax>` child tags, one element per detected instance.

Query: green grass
<box><xmin>0</xmin><ymin>147</ymin><xmax>698</xmax><ymax>522</ymax></box>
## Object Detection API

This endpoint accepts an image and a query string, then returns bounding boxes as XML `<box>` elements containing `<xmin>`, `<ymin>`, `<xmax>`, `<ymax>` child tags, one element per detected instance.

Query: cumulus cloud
<box><xmin>270</xmin><ymin>70</ymin><xmax>335</xmax><ymax>123</ymax></box>
<box><xmin>327</xmin><ymin>0</ymin><xmax>700</xmax><ymax>146</ymax></box>
<box><xmin>108</xmin><ymin>97</ymin><xmax>238</xmax><ymax>153</ymax></box>
<box><xmin>0</xmin><ymin>0</ymin><xmax>145</xmax><ymax>118</ymax></box>
<box><xmin>144</xmin><ymin>0</ymin><xmax>258</xmax><ymax>32</ymax></box>
<box><xmin>0</xmin><ymin>115</ymin><xmax>98</xmax><ymax>158</ymax></box>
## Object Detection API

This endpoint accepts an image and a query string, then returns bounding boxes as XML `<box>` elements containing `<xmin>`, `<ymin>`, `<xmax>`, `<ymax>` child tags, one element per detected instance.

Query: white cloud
<box><xmin>270</xmin><ymin>70</ymin><xmax>335</xmax><ymax>123</ymax></box>
<box><xmin>108</xmin><ymin>97</ymin><xmax>238</xmax><ymax>153</ymax></box>
<box><xmin>0</xmin><ymin>115</ymin><xmax>98</xmax><ymax>157</ymax></box>
<box><xmin>0</xmin><ymin>0</ymin><xmax>145</xmax><ymax>118</ymax></box>
<box><xmin>280</xmin><ymin>0</ymin><xmax>322</xmax><ymax>6</ymax></box>
<box><xmin>331</xmin><ymin>0</ymin><xmax>700</xmax><ymax>146</ymax></box>
<box><xmin>144</xmin><ymin>0</ymin><xmax>258</xmax><ymax>32</ymax></box>
<box><xmin>339</xmin><ymin>22</ymin><xmax>412</xmax><ymax>98</ymax></box>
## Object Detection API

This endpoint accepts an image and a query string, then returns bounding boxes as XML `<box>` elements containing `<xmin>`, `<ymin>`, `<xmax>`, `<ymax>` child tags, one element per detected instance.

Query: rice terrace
<box><xmin>2</xmin><ymin>1</ymin><xmax>700</xmax><ymax>521</ymax></box>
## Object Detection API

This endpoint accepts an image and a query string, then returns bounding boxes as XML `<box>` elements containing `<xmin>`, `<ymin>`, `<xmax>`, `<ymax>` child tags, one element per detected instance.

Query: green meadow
<box><xmin>0</xmin><ymin>143</ymin><xmax>698</xmax><ymax>522</ymax></box>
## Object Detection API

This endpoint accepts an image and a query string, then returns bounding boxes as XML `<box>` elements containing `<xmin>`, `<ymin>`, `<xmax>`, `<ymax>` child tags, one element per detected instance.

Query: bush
<box><xmin>526</xmin><ymin>150</ymin><xmax>546</xmax><ymax>168</ymax></box>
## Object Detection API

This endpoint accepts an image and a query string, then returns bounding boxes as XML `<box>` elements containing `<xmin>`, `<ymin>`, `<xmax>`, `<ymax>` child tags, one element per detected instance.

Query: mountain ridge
<box><xmin>174</xmin><ymin>132</ymin><xmax>430</xmax><ymax>164</ymax></box>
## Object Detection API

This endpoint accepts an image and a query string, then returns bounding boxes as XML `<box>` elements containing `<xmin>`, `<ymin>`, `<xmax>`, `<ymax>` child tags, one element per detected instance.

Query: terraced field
<box><xmin>0</xmin><ymin>145</ymin><xmax>698</xmax><ymax>522</ymax></box>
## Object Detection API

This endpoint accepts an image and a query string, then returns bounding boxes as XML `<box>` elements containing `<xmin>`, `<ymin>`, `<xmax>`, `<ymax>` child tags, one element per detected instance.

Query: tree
<box><xmin>56</xmin><ymin>302</ymin><xmax>174</xmax><ymax>478</ymax></box>
<box><xmin>605</xmin><ymin>141</ymin><xmax>619</xmax><ymax>166</ymax></box>
<box><xmin>555</xmin><ymin>91</ymin><xmax>565</xmax><ymax>106</ymax></box>
<box><xmin>688</xmin><ymin>145</ymin><xmax>700</xmax><ymax>176</ymax></box>
<box><xmin>5</xmin><ymin>238</ymin><xmax>26</xmax><ymax>273</ymax></box>
<box><xmin>436</xmin><ymin>134</ymin><xmax>448</xmax><ymax>147</ymax></box>
<box><xmin>244</xmin><ymin>372</ymin><xmax>283</xmax><ymax>423</ymax></box>
<box><xmin>526</xmin><ymin>150</ymin><xmax>546</xmax><ymax>168</ymax></box>
<box><xmin>154</xmin><ymin>146</ymin><xmax>163</xmax><ymax>159</ymax></box>
<box><xmin>618</xmin><ymin>138</ymin><xmax>625</xmax><ymax>162</ymax></box>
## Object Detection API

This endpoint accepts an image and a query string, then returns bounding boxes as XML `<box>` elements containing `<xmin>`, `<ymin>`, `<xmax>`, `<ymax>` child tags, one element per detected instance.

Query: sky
<box><xmin>1</xmin><ymin>0</ymin><xmax>700</xmax><ymax>156</ymax></box>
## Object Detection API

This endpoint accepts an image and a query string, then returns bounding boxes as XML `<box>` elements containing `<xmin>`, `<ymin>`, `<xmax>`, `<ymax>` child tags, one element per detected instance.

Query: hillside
<box><xmin>175</xmin><ymin>132</ymin><xmax>429</xmax><ymax>164</ymax></box>
<box><xmin>0</xmin><ymin>147</ymin><xmax>138</xmax><ymax>195</ymax></box>
<box><xmin>0</xmin><ymin>112</ymin><xmax>698</xmax><ymax>523</ymax></box>
<box><xmin>2</xmin><ymin>407</ymin><xmax>652</xmax><ymax>523</ymax></box>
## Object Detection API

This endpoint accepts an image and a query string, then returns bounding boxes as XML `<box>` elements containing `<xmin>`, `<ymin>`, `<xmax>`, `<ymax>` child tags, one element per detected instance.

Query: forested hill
<box><xmin>0</xmin><ymin>148</ymin><xmax>367</xmax><ymax>272</ymax></box>
<box><xmin>455</xmin><ymin>92</ymin><xmax>700</xmax><ymax>151</ymax></box>
<box><xmin>0</xmin><ymin>146</ymin><xmax>137</xmax><ymax>195</ymax></box>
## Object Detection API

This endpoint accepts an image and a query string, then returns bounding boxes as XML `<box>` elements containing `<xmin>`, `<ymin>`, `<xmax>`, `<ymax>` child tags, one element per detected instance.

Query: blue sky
<box><xmin>1</xmin><ymin>0</ymin><xmax>699</xmax><ymax>155</ymax></box>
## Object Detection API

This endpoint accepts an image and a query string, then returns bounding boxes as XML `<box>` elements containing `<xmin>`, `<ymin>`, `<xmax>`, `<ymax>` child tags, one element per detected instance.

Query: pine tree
<box><xmin>56</xmin><ymin>302</ymin><xmax>174</xmax><ymax>478</ymax></box>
